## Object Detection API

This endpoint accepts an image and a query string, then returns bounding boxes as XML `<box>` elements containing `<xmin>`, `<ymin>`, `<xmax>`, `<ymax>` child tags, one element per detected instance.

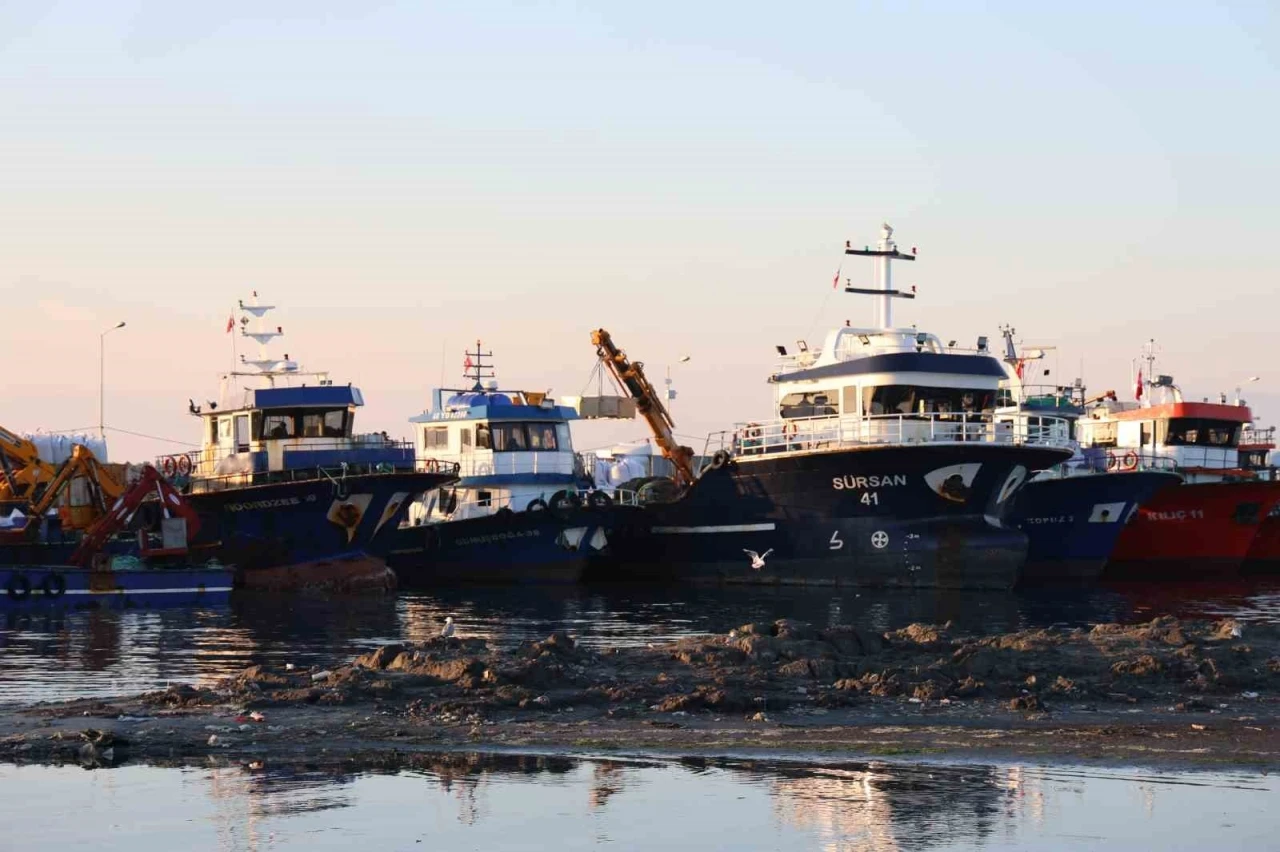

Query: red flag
<box><xmin>463</xmin><ymin>355</ymin><xmax>473</xmax><ymax>370</ymax></box>
<box><xmin>1135</xmin><ymin>370</ymin><xmax>1144</xmax><ymax>401</ymax></box>
<box><xmin>225</xmin><ymin>315</ymin><xmax>234</xmax><ymax>333</ymax></box>
<box><xmin>1014</xmin><ymin>359</ymin><xmax>1025</xmax><ymax>381</ymax></box>
<box><xmin>832</xmin><ymin>266</ymin><xmax>842</xmax><ymax>290</ymax></box>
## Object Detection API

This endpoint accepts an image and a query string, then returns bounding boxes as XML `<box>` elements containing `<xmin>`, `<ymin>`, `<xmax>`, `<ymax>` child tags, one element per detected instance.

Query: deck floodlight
<box><xmin>776</xmin><ymin>345</ymin><xmax>787</xmax><ymax>356</ymax></box>
<box><xmin>796</xmin><ymin>340</ymin><xmax>808</xmax><ymax>352</ymax></box>
<box><xmin>857</xmin><ymin>334</ymin><xmax>871</xmax><ymax>345</ymax></box>
<box><xmin>977</xmin><ymin>336</ymin><xmax>989</xmax><ymax>352</ymax></box>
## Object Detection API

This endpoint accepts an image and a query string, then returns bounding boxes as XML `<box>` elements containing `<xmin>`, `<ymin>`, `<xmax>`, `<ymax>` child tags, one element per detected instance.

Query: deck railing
<box><xmin>157</xmin><ymin>441</ymin><xmax>455</xmax><ymax>493</ymax></box>
<box><xmin>708</xmin><ymin>411</ymin><xmax>1074</xmax><ymax>461</ymax></box>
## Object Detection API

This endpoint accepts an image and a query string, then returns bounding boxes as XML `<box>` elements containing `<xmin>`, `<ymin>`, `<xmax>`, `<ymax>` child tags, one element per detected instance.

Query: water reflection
<box><xmin>0</xmin><ymin>753</ymin><xmax>1274</xmax><ymax>851</ymax></box>
<box><xmin>2</xmin><ymin>579</ymin><xmax>1278</xmax><ymax>705</ymax></box>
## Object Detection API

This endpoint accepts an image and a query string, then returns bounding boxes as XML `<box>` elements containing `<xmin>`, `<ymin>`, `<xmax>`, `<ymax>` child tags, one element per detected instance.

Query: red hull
<box><xmin>1244</xmin><ymin>510</ymin><xmax>1280</xmax><ymax>573</ymax></box>
<box><xmin>1105</xmin><ymin>481</ymin><xmax>1280</xmax><ymax>578</ymax></box>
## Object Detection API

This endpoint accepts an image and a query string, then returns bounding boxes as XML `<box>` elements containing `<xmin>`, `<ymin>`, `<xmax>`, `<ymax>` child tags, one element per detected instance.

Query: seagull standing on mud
<box><xmin>743</xmin><ymin>548</ymin><xmax>773</xmax><ymax>570</ymax></box>
<box><xmin>440</xmin><ymin>616</ymin><xmax>456</xmax><ymax>638</ymax></box>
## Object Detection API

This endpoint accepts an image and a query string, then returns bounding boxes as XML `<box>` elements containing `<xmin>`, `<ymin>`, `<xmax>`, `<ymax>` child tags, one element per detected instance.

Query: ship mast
<box><xmin>228</xmin><ymin>292</ymin><xmax>328</xmax><ymax>387</ymax></box>
<box><xmin>843</xmin><ymin>223</ymin><xmax>917</xmax><ymax>329</ymax></box>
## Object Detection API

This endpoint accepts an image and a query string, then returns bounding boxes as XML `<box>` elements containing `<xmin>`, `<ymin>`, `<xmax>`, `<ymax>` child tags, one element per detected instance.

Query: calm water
<box><xmin>0</xmin><ymin>754</ymin><xmax>1275</xmax><ymax>851</ymax></box>
<box><xmin>2</xmin><ymin>580</ymin><xmax>1279</xmax><ymax>705</ymax></box>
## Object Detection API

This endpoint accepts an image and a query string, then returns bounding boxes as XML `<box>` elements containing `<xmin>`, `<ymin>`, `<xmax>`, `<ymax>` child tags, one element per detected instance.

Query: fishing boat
<box><xmin>601</xmin><ymin>226</ymin><xmax>1074</xmax><ymax>589</ymax></box>
<box><xmin>1075</xmin><ymin>355</ymin><xmax>1280</xmax><ymax>579</ymax></box>
<box><xmin>1</xmin><ymin>463</ymin><xmax>233</xmax><ymax>608</ymax></box>
<box><xmin>996</xmin><ymin>334</ymin><xmax>1181</xmax><ymax>584</ymax></box>
<box><xmin>377</xmin><ymin>342</ymin><xmax>629</xmax><ymax>584</ymax></box>
<box><xmin>155</xmin><ymin>295</ymin><xmax>459</xmax><ymax>591</ymax></box>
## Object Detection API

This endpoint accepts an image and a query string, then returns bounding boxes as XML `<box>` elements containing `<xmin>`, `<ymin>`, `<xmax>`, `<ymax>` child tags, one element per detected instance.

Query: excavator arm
<box><xmin>70</xmin><ymin>464</ymin><xmax>201</xmax><ymax>567</ymax></box>
<box><xmin>591</xmin><ymin>329</ymin><xmax>696</xmax><ymax>489</ymax></box>
<box><xmin>0</xmin><ymin>426</ymin><xmax>57</xmax><ymax>500</ymax></box>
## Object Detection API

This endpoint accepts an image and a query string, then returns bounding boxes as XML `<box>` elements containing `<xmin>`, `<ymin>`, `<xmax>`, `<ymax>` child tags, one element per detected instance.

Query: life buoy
<box><xmin>709</xmin><ymin>449</ymin><xmax>731</xmax><ymax>470</ymax></box>
<box><xmin>782</xmin><ymin>422</ymin><xmax>798</xmax><ymax>442</ymax></box>
<box><xmin>42</xmin><ymin>573</ymin><xmax>66</xmax><ymax>598</ymax></box>
<box><xmin>176</xmin><ymin>455</ymin><xmax>193</xmax><ymax>477</ymax></box>
<box><xmin>424</xmin><ymin>458</ymin><xmax>438</xmax><ymax>474</ymax></box>
<box><xmin>1122</xmin><ymin>451</ymin><xmax>1139</xmax><ymax>471</ymax></box>
<box><xmin>588</xmin><ymin>490</ymin><xmax>613</xmax><ymax>509</ymax></box>
<box><xmin>160</xmin><ymin>456</ymin><xmax>177</xmax><ymax>478</ymax></box>
<box><xmin>526</xmin><ymin>498</ymin><xmax>548</xmax><ymax>513</ymax></box>
<box><xmin>5</xmin><ymin>574</ymin><xmax>31</xmax><ymax>601</ymax></box>
<box><xmin>1106</xmin><ymin>451</ymin><xmax>1118</xmax><ymax>472</ymax></box>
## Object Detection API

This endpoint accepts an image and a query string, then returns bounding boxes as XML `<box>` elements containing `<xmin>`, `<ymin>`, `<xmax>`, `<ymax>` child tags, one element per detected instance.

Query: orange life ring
<box><xmin>782</xmin><ymin>422</ymin><xmax>797</xmax><ymax>439</ymax></box>
<box><xmin>176</xmin><ymin>455</ymin><xmax>193</xmax><ymax>476</ymax></box>
<box><xmin>160</xmin><ymin>456</ymin><xmax>177</xmax><ymax>478</ymax></box>
<box><xmin>1105</xmin><ymin>451</ymin><xmax>1118</xmax><ymax>471</ymax></box>
<box><xmin>1122</xmin><ymin>451</ymin><xmax>1139</xmax><ymax>471</ymax></box>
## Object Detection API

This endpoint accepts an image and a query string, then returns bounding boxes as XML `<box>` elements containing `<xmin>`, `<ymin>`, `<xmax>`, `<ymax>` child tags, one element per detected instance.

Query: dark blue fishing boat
<box><xmin>156</xmin><ymin>295</ymin><xmax>458</xmax><ymax>591</ymax></box>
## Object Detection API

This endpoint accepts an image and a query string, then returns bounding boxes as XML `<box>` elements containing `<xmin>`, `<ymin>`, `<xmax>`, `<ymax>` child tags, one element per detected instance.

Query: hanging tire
<box><xmin>42</xmin><ymin>573</ymin><xmax>66</xmax><ymax>598</ymax></box>
<box><xmin>549</xmin><ymin>490</ymin><xmax>581</xmax><ymax>519</ymax></box>
<box><xmin>526</xmin><ymin>498</ymin><xmax>549</xmax><ymax>513</ymax></box>
<box><xmin>587</xmin><ymin>490</ymin><xmax>613</xmax><ymax>509</ymax></box>
<box><xmin>5</xmin><ymin>574</ymin><xmax>31</xmax><ymax>601</ymax></box>
<box><xmin>709</xmin><ymin>450</ymin><xmax>731</xmax><ymax>470</ymax></box>
<box><xmin>496</xmin><ymin>506</ymin><xmax>515</xmax><ymax>521</ymax></box>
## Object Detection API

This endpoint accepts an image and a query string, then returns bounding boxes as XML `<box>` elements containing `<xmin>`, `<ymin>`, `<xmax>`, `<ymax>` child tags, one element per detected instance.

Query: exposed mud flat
<box><xmin>2</xmin><ymin>616</ymin><xmax>1278</xmax><ymax>771</ymax></box>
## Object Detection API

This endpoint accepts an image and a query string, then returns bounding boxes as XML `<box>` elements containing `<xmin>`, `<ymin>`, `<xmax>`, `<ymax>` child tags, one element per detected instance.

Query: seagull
<box><xmin>743</xmin><ymin>548</ymin><xmax>773</xmax><ymax>570</ymax></box>
<box><xmin>440</xmin><ymin>616</ymin><xmax>456</xmax><ymax>638</ymax></box>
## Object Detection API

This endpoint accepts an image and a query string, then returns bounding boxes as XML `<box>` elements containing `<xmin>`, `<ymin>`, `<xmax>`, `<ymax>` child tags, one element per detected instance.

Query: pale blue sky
<box><xmin>3</xmin><ymin>2</ymin><xmax>1277</xmax><ymax>458</ymax></box>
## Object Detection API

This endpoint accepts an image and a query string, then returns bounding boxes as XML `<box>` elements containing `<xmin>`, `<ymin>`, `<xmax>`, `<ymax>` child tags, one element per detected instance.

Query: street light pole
<box><xmin>664</xmin><ymin>354</ymin><xmax>692</xmax><ymax>418</ymax></box>
<box><xmin>100</xmin><ymin>321</ymin><xmax>127</xmax><ymax>440</ymax></box>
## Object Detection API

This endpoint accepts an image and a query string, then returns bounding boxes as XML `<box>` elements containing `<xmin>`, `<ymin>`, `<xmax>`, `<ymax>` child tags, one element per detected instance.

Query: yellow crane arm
<box><xmin>591</xmin><ymin>329</ymin><xmax>696</xmax><ymax>489</ymax></box>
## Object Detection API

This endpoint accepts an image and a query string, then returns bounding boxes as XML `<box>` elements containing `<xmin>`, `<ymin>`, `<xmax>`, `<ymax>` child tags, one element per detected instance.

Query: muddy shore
<box><xmin>3</xmin><ymin>616</ymin><xmax>1278</xmax><ymax>772</ymax></box>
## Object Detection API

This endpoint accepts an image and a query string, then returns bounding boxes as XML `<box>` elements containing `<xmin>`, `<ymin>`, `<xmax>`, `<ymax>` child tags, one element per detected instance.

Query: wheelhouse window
<box><xmin>779</xmin><ymin>391</ymin><xmax>839</xmax><ymax>419</ymax></box>
<box><xmin>488</xmin><ymin>422</ymin><xmax>562</xmax><ymax>452</ymax></box>
<box><xmin>262</xmin><ymin>413</ymin><xmax>296</xmax><ymax>439</ymax></box>
<box><xmin>475</xmin><ymin>424</ymin><xmax>492</xmax><ymax>449</ymax></box>
<box><xmin>862</xmin><ymin>386</ymin><xmax>994</xmax><ymax>417</ymax></box>
<box><xmin>460</xmin><ymin>427</ymin><xmax>473</xmax><ymax>449</ymax></box>
<box><xmin>1161</xmin><ymin>418</ymin><xmax>1241</xmax><ymax>447</ymax></box>
<box><xmin>423</xmin><ymin>427</ymin><xmax>449</xmax><ymax>450</ymax></box>
<box><xmin>323</xmin><ymin>409</ymin><xmax>348</xmax><ymax>437</ymax></box>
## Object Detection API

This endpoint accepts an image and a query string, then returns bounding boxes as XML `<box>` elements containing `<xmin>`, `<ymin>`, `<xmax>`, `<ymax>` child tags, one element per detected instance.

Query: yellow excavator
<box><xmin>591</xmin><ymin>329</ymin><xmax>696</xmax><ymax>489</ymax></box>
<box><xmin>0</xmin><ymin>427</ymin><xmax>127</xmax><ymax>531</ymax></box>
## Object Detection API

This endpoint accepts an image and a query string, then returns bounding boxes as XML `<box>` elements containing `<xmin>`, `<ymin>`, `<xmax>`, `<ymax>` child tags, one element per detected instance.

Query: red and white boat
<box><xmin>1075</xmin><ymin>364</ymin><xmax>1280</xmax><ymax>578</ymax></box>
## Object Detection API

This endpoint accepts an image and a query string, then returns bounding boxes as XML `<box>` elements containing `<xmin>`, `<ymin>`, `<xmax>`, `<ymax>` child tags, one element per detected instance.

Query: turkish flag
<box><xmin>1135</xmin><ymin>370</ymin><xmax>1144</xmax><ymax>400</ymax></box>
<box><xmin>225</xmin><ymin>315</ymin><xmax>234</xmax><ymax>333</ymax></box>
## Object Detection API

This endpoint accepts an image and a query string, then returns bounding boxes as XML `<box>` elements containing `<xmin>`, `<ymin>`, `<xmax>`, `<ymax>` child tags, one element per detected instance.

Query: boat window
<box><xmin>556</xmin><ymin>423</ymin><xmax>572</xmax><ymax>452</ymax></box>
<box><xmin>528</xmin><ymin>423</ymin><xmax>558</xmax><ymax>451</ymax></box>
<box><xmin>779</xmin><ymin>391</ymin><xmax>839</xmax><ymax>419</ymax></box>
<box><xmin>476</xmin><ymin>424</ymin><xmax>491</xmax><ymax>450</ymax></box>
<box><xmin>861</xmin><ymin>386</ymin><xmax>994</xmax><ymax>418</ymax></box>
<box><xmin>492</xmin><ymin>423</ymin><xmax>528</xmax><ymax>452</ymax></box>
<box><xmin>209</xmin><ymin>418</ymin><xmax>218</xmax><ymax>445</ymax></box>
<box><xmin>1084</xmin><ymin>420</ymin><xmax>1117</xmax><ymax>448</ymax></box>
<box><xmin>262</xmin><ymin>413</ymin><xmax>295</xmax><ymax>439</ymax></box>
<box><xmin>323</xmin><ymin>409</ymin><xmax>348</xmax><ymax>438</ymax></box>
<box><xmin>219</xmin><ymin>418</ymin><xmax>232</xmax><ymax>439</ymax></box>
<box><xmin>423</xmin><ymin>427</ymin><xmax>449</xmax><ymax>450</ymax></box>
<box><xmin>460</xmin><ymin>428</ymin><xmax>473</xmax><ymax>449</ymax></box>
<box><xmin>477</xmin><ymin>490</ymin><xmax>492</xmax><ymax>508</ymax></box>
<box><xmin>302</xmin><ymin>413</ymin><xmax>324</xmax><ymax>438</ymax></box>
<box><xmin>1164</xmin><ymin>418</ymin><xmax>1241</xmax><ymax>447</ymax></box>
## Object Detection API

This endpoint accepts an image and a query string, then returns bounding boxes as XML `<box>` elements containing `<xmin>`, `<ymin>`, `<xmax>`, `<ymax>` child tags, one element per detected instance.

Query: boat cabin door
<box><xmin>234</xmin><ymin>414</ymin><xmax>251</xmax><ymax>454</ymax></box>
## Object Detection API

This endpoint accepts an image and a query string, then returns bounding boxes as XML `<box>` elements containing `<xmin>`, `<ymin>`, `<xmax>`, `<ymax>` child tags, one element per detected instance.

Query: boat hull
<box><xmin>1010</xmin><ymin>471</ymin><xmax>1182</xmax><ymax>584</ymax></box>
<box><xmin>1243</xmin><ymin>504</ymin><xmax>1280</xmax><ymax>574</ymax></box>
<box><xmin>603</xmin><ymin>443</ymin><xmax>1070</xmax><ymax>590</ymax></box>
<box><xmin>1</xmin><ymin>562</ymin><xmax>232</xmax><ymax>608</ymax></box>
<box><xmin>185</xmin><ymin>471</ymin><xmax>453</xmax><ymax>590</ymax></box>
<box><xmin>1105</xmin><ymin>480</ymin><xmax>1280</xmax><ymax>579</ymax></box>
<box><xmin>381</xmin><ymin>505</ymin><xmax>634</xmax><ymax>585</ymax></box>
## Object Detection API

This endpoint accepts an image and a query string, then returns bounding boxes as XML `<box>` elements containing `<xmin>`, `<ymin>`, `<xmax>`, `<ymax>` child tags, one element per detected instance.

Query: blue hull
<box><xmin>1010</xmin><ymin>471</ymin><xmax>1182</xmax><ymax>583</ymax></box>
<box><xmin>184</xmin><ymin>471</ymin><xmax>454</xmax><ymax>589</ymax></box>
<box><xmin>380</xmin><ymin>506</ymin><xmax>633</xmax><ymax>585</ymax></box>
<box><xmin>1</xmin><ymin>563</ymin><xmax>232</xmax><ymax>609</ymax></box>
